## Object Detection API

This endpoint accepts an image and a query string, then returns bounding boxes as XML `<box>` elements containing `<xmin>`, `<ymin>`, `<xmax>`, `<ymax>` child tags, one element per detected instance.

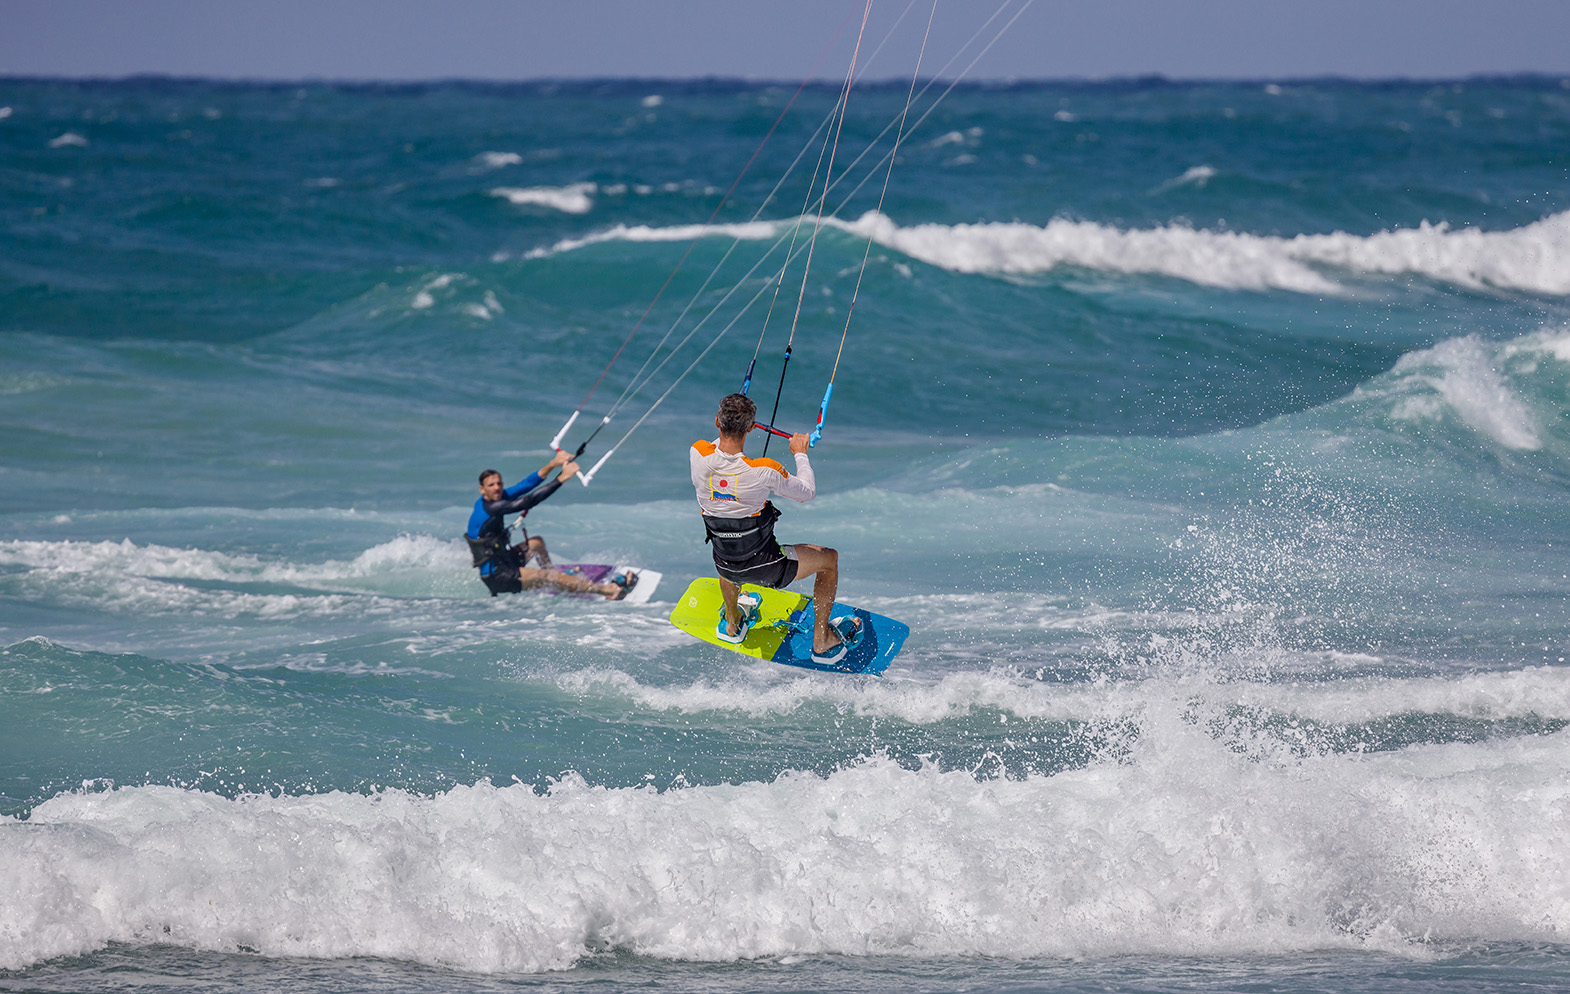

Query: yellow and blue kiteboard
<box><xmin>668</xmin><ymin>577</ymin><xmax>907</xmax><ymax>675</ymax></box>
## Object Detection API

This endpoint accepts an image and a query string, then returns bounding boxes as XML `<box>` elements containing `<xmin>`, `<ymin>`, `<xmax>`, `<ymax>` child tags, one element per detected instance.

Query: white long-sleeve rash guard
<box><xmin>690</xmin><ymin>438</ymin><xmax>816</xmax><ymax>518</ymax></box>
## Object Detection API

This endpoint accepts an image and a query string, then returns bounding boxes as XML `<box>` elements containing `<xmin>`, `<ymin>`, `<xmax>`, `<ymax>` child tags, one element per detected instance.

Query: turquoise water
<box><xmin>4</xmin><ymin>76</ymin><xmax>1570</xmax><ymax>991</ymax></box>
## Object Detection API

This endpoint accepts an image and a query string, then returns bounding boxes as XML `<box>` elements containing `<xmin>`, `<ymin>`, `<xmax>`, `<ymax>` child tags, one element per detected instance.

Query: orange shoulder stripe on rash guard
<box><xmin>692</xmin><ymin>439</ymin><xmax>716</xmax><ymax>456</ymax></box>
<box><xmin>741</xmin><ymin>455</ymin><xmax>787</xmax><ymax>477</ymax></box>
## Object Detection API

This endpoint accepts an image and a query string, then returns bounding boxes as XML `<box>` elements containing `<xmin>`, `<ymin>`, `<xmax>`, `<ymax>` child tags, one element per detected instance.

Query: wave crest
<box><xmin>527</xmin><ymin>210</ymin><xmax>1570</xmax><ymax>297</ymax></box>
<box><xmin>6</xmin><ymin>729</ymin><xmax>1568</xmax><ymax>972</ymax></box>
<box><xmin>491</xmin><ymin>183</ymin><xmax>597</xmax><ymax>214</ymax></box>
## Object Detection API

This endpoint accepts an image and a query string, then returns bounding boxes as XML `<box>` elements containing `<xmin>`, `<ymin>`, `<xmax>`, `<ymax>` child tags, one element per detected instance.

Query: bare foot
<box><xmin>603</xmin><ymin>571</ymin><xmax>637</xmax><ymax>600</ymax></box>
<box><xmin>813</xmin><ymin>617</ymin><xmax>860</xmax><ymax>654</ymax></box>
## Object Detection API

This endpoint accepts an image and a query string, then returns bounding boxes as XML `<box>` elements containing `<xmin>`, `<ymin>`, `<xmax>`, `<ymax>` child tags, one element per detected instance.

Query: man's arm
<box><xmin>489</xmin><ymin>459</ymin><xmax>580</xmax><ymax>516</ymax></box>
<box><xmin>507</xmin><ymin>450</ymin><xmax>572</xmax><ymax>498</ymax></box>
<box><xmin>485</xmin><ymin>478</ymin><xmax>561</xmax><ymax>517</ymax></box>
<box><xmin>504</xmin><ymin>472</ymin><xmax>544</xmax><ymax>499</ymax></box>
<box><xmin>772</xmin><ymin>432</ymin><xmax>817</xmax><ymax>503</ymax></box>
<box><xmin>538</xmin><ymin>449</ymin><xmax>571</xmax><ymax>478</ymax></box>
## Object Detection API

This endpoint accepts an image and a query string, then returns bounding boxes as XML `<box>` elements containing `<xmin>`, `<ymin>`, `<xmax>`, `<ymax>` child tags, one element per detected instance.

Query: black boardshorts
<box><xmin>714</xmin><ymin>541</ymin><xmax>799</xmax><ymax>590</ymax></box>
<box><xmin>479</xmin><ymin>544</ymin><xmax>528</xmax><ymax>596</ymax></box>
<box><xmin>482</xmin><ymin>573</ymin><xmax>524</xmax><ymax>596</ymax></box>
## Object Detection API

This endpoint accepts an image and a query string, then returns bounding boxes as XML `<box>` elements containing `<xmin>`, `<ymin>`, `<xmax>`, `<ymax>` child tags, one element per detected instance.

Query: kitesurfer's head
<box><xmin>478</xmin><ymin>469</ymin><xmax>504</xmax><ymax>500</ymax></box>
<box><xmin>716</xmin><ymin>393</ymin><xmax>756</xmax><ymax>439</ymax></box>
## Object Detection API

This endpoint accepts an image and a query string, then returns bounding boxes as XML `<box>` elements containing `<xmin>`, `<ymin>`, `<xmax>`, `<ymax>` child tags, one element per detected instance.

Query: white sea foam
<box><xmin>547</xmin><ymin>212</ymin><xmax>1344</xmax><ymax>290</ymax></box>
<box><xmin>527</xmin><ymin>210</ymin><xmax>1570</xmax><ymax>297</ymax></box>
<box><xmin>410</xmin><ymin>272</ymin><xmax>460</xmax><ymax>310</ymax></box>
<box><xmin>554</xmin><ymin>664</ymin><xmax>1101</xmax><ymax>724</ymax></box>
<box><xmin>462</xmin><ymin>290</ymin><xmax>504</xmax><ymax>321</ymax></box>
<box><xmin>1230</xmin><ymin>665</ymin><xmax>1570</xmax><ymax>725</ymax></box>
<box><xmin>401</xmin><ymin>273</ymin><xmax>504</xmax><ymax>320</ymax></box>
<box><xmin>0</xmin><ymin>537</ymin><xmax>246</xmax><ymax>583</ymax></box>
<box><xmin>1284</xmin><ymin>212</ymin><xmax>1570</xmax><ymax>295</ymax></box>
<box><xmin>5</xmin><ymin>723</ymin><xmax>1567</xmax><ymax>972</ymax></box>
<box><xmin>554</xmin><ymin>661</ymin><xmax>1570</xmax><ymax>729</ymax></box>
<box><xmin>1150</xmin><ymin>164</ymin><xmax>1217</xmax><ymax>194</ymax></box>
<box><xmin>474</xmin><ymin>151</ymin><xmax>523</xmax><ymax>170</ymax></box>
<box><xmin>48</xmin><ymin>132</ymin><xmax>87</xmax><ymax>148</ymax></box>
<box><xmin>0</xmin><ymin>107</ymin><xmax>13</xmax><ymax>121</ymax></box>
<box><xmin>1500</xmin><ymin>326</ymin><xmax>1570</xmax><ymax>365</ymax></box>
<box><xmin>491</xmin><ymin>183</ymin><xmax>596</xmax><ymax>214</ymax></box>
<box><xmin>929</xmin><ymin>126</ymin><xmax>982</xmax><ymax>148</ymax></box>
<box><xmin>844</xmin><ymin>211</ymin><xmax>1570</xmax><ymax>296</ymax></box>
<box><xmin>523</xmin><ymin>219</ymin><xmax>779</xmax><ymax>259</ymax></box>
<box><xmin>0</xmin><ymin>533</ymin><xmax>477</xmax><ymax>618</ymax></box>
<box><xmin>1381</xmin><ymin>335</ymin><xmax>1541</xmax><ymax>450</ymax></box>
<box><xmin>0</xmin><ymin>531</ymin><xmax>685</xmax><ymax>628</ymax></box>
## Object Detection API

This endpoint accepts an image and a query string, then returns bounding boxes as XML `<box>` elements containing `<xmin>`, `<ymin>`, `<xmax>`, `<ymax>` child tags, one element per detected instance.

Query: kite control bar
<box><xmin>564</xmin><ymin>381</ymin><xmax>823</xmax><ymax>490</ymax></box>
<box><xmin>547</xmin><ymin>411</ymin><xmax>580</xmax><ymax>453</ymax></box>
<box><xmin>808</xmin><ymin>383</ymin><xmax>831</xmax><ymax>448</ymax></box>
<box><xmin>550</xmin><ymin>411</ymin><xmax>613</xmax><ymax>485</ymax></box>
<box><xmin>752</xmin><ymin>417</ymin><xmax>822</xmax><ymax>448</ymax></box>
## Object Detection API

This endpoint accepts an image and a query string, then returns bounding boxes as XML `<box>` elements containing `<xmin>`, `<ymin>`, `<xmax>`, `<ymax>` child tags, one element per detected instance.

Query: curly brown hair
<box><xmin>716</xmin><ymin>393</ymin><xmax>757</xmax><ymax>437</ymax></box>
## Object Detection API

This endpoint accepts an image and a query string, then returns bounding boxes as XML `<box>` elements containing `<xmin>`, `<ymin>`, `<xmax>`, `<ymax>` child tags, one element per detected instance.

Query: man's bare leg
<box><xmin>526</xmin><ymin>536</ymin><xmax>552</xmax><ymax>568</ymax></box>
<box><xmin>718</xmin><ymin>576</ymin><xmax>744</xmax><ymax>636</ymax></box>
<box><xmin>790</xmin><ymin>544</ymin><xmax>855</xmax><ymax>654</ymax></box>
<box><xmin>516</xmin><ymin>566</ymin><xmax>622</xmax><ymax>598</ymax></box>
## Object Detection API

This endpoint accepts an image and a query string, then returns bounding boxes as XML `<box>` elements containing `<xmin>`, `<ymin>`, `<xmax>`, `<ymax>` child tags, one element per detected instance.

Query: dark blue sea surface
<box><xmin>4</xmin><ymin>70</ymin><xmax>1570</xmax><ymax>992</ymax></box>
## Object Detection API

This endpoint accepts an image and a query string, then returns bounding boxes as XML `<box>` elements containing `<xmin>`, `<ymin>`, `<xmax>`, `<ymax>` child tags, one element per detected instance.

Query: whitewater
<box><xmin>4</xmin><ymin>75</ymin><xmax>1570</xmax><ymax>993</ymax></box>
<box><xmin>527</xmin><ymin>207</ymin><xmax>1570</xmax><ymax>297</ymax></box>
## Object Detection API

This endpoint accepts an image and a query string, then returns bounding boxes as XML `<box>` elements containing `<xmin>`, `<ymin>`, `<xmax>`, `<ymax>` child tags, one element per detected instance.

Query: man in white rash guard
<box><xmin>690</xmin><ymin>392</ymin><xmax>860</xmax><ymax>664</ymax></box>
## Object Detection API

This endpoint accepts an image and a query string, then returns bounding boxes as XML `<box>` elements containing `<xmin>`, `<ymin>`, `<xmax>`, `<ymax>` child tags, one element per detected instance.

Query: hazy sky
<box><xmin>4</xmin><ymin>0</ymin><xmax>1570</xmax><ymax>82</ymax></box>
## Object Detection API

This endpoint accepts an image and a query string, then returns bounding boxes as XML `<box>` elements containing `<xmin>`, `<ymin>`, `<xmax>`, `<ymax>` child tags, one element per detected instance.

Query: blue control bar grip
<box><xmin>808</xmin><ymin>383</ymin><xmax>832</xmax><ymax>448</ymax></box>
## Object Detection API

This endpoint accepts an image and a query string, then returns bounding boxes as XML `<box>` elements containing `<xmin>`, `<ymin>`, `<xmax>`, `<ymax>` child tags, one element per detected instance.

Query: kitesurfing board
<box><xmin>668</xmin><ymin>577</ymin><xmax>906</xmax><ymax>674</ymax></box>
<box><xmin>555</xmin><ymin>564</ymin><xmax>662</xmax><ymax>605</ymax></box>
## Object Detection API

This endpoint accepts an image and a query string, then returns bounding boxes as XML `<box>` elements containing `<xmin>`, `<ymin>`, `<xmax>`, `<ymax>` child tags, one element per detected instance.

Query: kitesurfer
<box><xmin>467</xmin><ymin>452</ymin><xmax>633</xmax><ymax>599</ymax></box>
<box><xmin>691</xmin><ymin>393</ymin><xmax>860</xmax><ymax>663</ymax></box>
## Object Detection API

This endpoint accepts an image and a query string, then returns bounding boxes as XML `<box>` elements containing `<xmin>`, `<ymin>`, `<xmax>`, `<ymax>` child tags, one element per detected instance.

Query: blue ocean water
<box><xmin>4</xmin><ymin>72</ymin><xmax>1570</xmax><ymax>992</ymax></box>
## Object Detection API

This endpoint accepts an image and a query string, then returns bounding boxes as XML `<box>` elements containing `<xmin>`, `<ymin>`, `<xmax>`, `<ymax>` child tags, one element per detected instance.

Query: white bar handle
<box><xmin>548</xmin><ymin>410</ymin><xmax>580</xmax><ymax>452</ymax></box>
<box><xmin>580</xmin><ymin>447</ymin><xmax>615</xmax><ymax>486</ymax></box>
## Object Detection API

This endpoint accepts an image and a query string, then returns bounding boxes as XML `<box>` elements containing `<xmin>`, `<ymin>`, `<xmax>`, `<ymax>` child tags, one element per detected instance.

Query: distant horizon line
<box><xmin>5</xmin><ymin>71</ymin><xmax>1569</xmax><ymax>88</ymax></box>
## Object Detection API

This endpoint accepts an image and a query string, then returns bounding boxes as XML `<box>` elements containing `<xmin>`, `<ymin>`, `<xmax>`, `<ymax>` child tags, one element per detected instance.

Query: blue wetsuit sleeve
<box><xmin>484</xmin><ymin>477</ymin><xmax>562</xmax><ymax>518</ymax></box>
<box><xmin>505</xmin><ymin>472</ymin><xmax>544</xmax><ymax>498</ymax></box>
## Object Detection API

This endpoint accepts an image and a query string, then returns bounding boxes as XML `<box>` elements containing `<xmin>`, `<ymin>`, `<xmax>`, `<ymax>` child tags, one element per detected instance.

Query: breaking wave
<box><xmin>527</xmin><ymin>210</ymin><xmax>1570</xmax><ymax>297</ymax></box>
<box><xmin>6</xmin><ymin>724</ymin><xmax>1567</xmax><ymax>972</ymax></box>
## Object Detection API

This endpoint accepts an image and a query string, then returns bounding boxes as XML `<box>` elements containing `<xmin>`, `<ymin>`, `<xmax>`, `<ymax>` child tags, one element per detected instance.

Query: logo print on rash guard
<box><xmin>709</xmin><ymin>472</ymin><xmax>740</xmax><ymax>501</ymax></box>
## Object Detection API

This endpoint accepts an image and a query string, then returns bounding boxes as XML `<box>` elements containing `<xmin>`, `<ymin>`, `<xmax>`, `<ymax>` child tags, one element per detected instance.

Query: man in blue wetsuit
<box><xmin>466</xmin><ymin>450</ymin><xmax>632</xmax><ymax>599</ymax></box>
